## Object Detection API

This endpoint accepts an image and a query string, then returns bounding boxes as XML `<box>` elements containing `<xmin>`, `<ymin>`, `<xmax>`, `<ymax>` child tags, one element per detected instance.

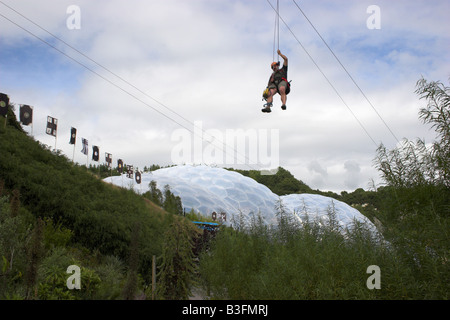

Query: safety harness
<box><xmin>269</xmin><ymin>64</ymin><xmax>291</xmax><ymax>94</ymax></box>
<box><xmin>272</xmin><ymin>77</ymin><xmax>291</xmax><ymax>95</ymax></box>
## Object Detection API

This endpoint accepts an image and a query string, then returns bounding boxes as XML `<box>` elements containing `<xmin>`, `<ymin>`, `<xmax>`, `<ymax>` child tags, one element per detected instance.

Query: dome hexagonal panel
<box><xmin>105</xmin><ymin>165</ymin><xmax>378</xmax><ymax>234</ymax></box>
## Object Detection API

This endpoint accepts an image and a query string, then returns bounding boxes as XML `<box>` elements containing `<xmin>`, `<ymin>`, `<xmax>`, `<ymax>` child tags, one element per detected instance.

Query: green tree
<box><xmin>0</xmin><ymin>196</ymin><xmax>33</xmax><ymax>299</ymax></box>
<box><xmin>371</xmin><ymin>78</ymin><xmax>450</xmax><ymax>298</ymax></box>
<box><xmin>157</xmin><ymin>218</ymin><xmax>199</xmax><ymax>299</ymax></box>
<box><xmin>375</xmin><ymin>78</ymin><xmax>450</xmax><ymax>188</ymax></box>
<box><xmin>415</xmin><ymin>77</ymin><xmax>450</xmax><ymax>187</ymax></box>
<box><xmin>25</xmin><ymin>218</ymin><xmax>44</xmax><ymax>299</ymax></box>
<box><xmin>145</xmin><ymin>180</ymin><xmax>163</xmax><ymax>206</ymax></box>
<box><xmin>162</xmin><ymin>185</ymin><xmax>183</xmax><ymax>215</ymax></box>
<box><xmin>121</xmin><ymin>223</ymin><xmax>141</xmax><ymax>300</ymax></box>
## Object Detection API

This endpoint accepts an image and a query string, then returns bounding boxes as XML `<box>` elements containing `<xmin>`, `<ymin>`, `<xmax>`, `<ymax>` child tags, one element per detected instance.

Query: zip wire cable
<box><xmin>272</xmin><ymin>0</ymin><xmax>280</xmax><ymax>62</ymax></box>
<box><xmin>272</xmin><ymin>4</ymin><xmax>277</xmax><ymax>62</ymax></box>
<box><xmin>266</xmin><ymin>0</ymin><xmax>378</xmax><ymax>147</ymax></box>
<box><xmin>292</xmin><ymin>0</ymin><xmax>400</xmax><ymax>144</ymax></box>
<box><xmin>0</xmin><ymin>13</ymin><xmax>193</xmax><ymax>134</ymax></box>
<box><xmin>277</xmin><ymin>0</ymin><xmax>280</xmax><ymax>57</ymax></box>
<box><xmin>0</xmin><ymin>1</ymin><xmax>266</xmax><ymax>172</ymax></box>
<box><xmin>0</xmin><ymin>1</ymin><xmax>197</xmax><ymax>134</ymax></box>
<box><xmin>0</xmin><ymin>10</ymin><xmax>266</xmax><ymax>172</ymax></box>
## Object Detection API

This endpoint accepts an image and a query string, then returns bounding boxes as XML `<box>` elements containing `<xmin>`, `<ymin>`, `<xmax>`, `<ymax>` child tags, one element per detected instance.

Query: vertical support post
<box><xmin>72</xmin><ymin>143</ymin><xmax>76</xmax><ymax>163</ymax></box>
<box><xmin>152</xmin><ymin>255</ymin><xmax>156</xmax><ymax>300</ymax></box>
<box><xmin>31</xmin><ymin>106</ymin><xmax>34</xmax><ymax>136</ymax></box>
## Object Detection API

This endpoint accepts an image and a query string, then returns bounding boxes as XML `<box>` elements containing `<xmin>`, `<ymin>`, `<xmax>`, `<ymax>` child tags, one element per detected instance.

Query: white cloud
<box><xmin>1</xmin><ymin>0</ymin><xmax>449</xmax><ymax>192</ymax></box>
<box><xmin>344</xmin><ymin>160</ymin><xmax>361</xmax><ymax>190</ymax></box>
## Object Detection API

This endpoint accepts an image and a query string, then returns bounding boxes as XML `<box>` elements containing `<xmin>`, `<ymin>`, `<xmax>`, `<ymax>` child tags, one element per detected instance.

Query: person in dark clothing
<box><xmin>262</xmin><ymin>50</ymin><xmax>289</xmax><ymax>113</ymax></box>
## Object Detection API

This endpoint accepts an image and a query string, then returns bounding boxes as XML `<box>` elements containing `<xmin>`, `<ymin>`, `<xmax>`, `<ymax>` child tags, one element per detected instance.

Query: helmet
<box><xmin>271</xmin><ymin>61</ymin><xmax>280</xmax><ymax>69</ymax></box>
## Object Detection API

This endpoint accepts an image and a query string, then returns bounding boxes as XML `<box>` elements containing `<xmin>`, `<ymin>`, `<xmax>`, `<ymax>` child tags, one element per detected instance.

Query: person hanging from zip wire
<box><xmin>262</xmin><ymin>49</ymin><xmax>290</xmax><ymax>113</ymax></box>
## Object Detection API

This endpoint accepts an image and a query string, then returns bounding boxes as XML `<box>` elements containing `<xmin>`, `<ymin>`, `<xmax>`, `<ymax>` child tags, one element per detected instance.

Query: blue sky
<box><xmin>1</xmin><ymin>0</ymin><xmax>449</xmax><ymax>192</ymax></box>
<box><xmin>1</xmin><ymin>39</ymin><xmax>83</xmax><ymax>93</ymax></box>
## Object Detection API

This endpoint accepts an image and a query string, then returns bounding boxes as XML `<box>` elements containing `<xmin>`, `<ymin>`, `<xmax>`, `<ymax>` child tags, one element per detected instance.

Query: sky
<box><xmin>1</xmin><ymin>0</ymin><xmax>449</xmax><ymax>193</ymax></box>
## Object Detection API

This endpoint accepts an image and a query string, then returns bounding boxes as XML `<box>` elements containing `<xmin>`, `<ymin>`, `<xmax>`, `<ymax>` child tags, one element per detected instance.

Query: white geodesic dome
<box><xmin>279</xmin><ymin>193</ymin><xmax>379</xmax><ymax>235</ymax></box>
<box><xmin>105</xmin><ymin>165</ymin><xmax>378</xmax><ymax>233</ymax></box>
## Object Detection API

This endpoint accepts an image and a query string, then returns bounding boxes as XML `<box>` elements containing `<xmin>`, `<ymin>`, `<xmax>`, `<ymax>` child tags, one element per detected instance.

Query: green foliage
<box><xmin>1</xmin><ymin>104</ymin><xmax>24</xmax><ymax>132</ymax></box>
<box><xmin>143</xmin><ymin>181</ymin><xmax>183</xmax><ymax>215</ymax></box>
<box><xmin>121</xmin><ymin>223</ymin><xmax>141</xmax><ymax>300</ymax></box>
<box><xmin>162</xmin><ymin>185</ymin><xmax>183</xmax><ymax>215</ymax></box>
<box><xmin>375</xmin><ymin>78</ymin><xmax>449</xmax><ymax>189</ymax></box>
<box><xmin>144</xmin><ymin>180</ymin><xmax>163</xmax><ymax>206</ymax></box>
<box><xmin>42</xmin><ymin>217</ymin><xmax>73</xmax><ymax>250</ymax></box>
<box><xmin>0</xmin><ymin>196</ymin><xmax>33</xmax><ymax>299</ymax></box>
<box><xmin>201</xmin><ymin>209</ymin><xmax>369</xmax><ymax>299</ymax></box>
<box><xmin>184</xmin><ymin>208</ymin><xmax>215</xmax><ymax>223</ymax></box>
<box><xmin>230</xmin><ymin>167</ymin><xmax>315</xmax><ymax>196</ymax></box>
<box><xmin>0</xmin><ymin>118</ymin><xmax>176</xmax><ymax>299</ymax></box>
<box><xmin>157</xmin><ymin>217</ymin><xmax>200</xmax><ymax>300</ymax></box>
<box><xmin>86</xmin><ymin>163</ymin><xmax>121</xmax><ymax>179</ymax></box>
<box><xmin>25</xmin><ymin>218</ymin><xmax>44</xmax><ymax>299</ymax></box>
<box><xmin>368</xmin><ymin>77</ymin><xmax>450</xmax><ymax>299</ymax></box>
<box><xmin>36</xmin><ymin>247</ymin><xmax>102</xmax><ymax>300</ymax></box>
<box><xmin>37</xmin><ymin>247</ymin><xmax>78</xmax><ymax>300</ymax></box>
<box><xmin>416</xmin><ymin>77</ymin><xmax>450</xmax><ymax>187</ymax></box>
<box><xmin>93</xmin><ymin>255</ymin><xmax>126</xmax><ymax>300</ymax></box>
<box><xmin>199</xmin><ymin>203</ymin><xmax>448</xmax><ymax>299</ymax></box>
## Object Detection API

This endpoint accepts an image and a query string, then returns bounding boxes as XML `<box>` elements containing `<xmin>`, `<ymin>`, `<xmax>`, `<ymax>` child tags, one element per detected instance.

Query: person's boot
<box><xmin>281</xmin><ymin>104</ymin><xmax>287</xmax><ymax>110</ymax></box>
<box><xmin>261</xmin><ymin>103</ymin><xmax>272</xmax><ymax>113</ymax></box>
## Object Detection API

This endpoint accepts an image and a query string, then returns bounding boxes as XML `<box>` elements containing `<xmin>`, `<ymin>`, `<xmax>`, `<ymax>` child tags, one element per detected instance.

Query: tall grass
<box><xmin>199</xmin><ymin>203</ymin><xmax>448</xmax><ymax>299</ymax></box>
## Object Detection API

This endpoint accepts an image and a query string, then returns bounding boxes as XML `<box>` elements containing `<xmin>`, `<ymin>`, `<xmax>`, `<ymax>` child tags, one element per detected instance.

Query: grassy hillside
<box><xmin>0</xmin><ymin>108</ymin><xmax>184</xmax><ymax>299</ymax></box>
<box><xmin>1</xmin><ymin>114</ymin><xmax>168</xmax><ymax>253</ymax></box>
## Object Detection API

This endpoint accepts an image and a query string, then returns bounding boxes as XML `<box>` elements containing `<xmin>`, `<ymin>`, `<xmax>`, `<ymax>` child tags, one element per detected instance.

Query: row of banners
<box><xmin>1</xmin><ymin>92</ymin><xmax>143</xmax><ymax>184</ymax></box>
